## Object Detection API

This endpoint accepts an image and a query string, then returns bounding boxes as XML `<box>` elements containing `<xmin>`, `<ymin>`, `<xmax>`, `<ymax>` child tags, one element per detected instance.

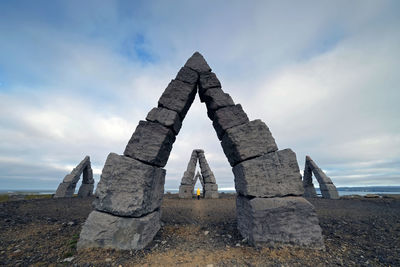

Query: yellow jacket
<box><xmin>196</xmin><ymin>188</ymin><xmax>201</xmax><ymax>196</ymax></box>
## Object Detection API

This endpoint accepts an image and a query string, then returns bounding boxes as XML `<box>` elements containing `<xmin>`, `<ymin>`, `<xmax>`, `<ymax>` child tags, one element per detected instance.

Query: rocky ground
<box><xmin>0</xmin><ymin>193</ymin><xmax>399</xmax><ymax>266</ymax></box>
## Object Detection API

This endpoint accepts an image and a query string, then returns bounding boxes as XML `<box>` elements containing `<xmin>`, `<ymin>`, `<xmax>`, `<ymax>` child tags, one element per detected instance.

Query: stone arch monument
<box><xmin>303</xmin><ymin>156</ymin><xmax>339</xmax><ymax>199</ymax></box>
<box><xmin>54</xmin><ymin>156</ymin><xmax>94</xmax><ymax>198</ymax></box>
<box><xmin>179</xmin><ymin>149</ymin><xmax>218</xmax><ymax>199</ymax></box>
<box><xmin>78</xmin><ymin>52</ymin><xmax>325</xmax><ymax>250</ymax></box>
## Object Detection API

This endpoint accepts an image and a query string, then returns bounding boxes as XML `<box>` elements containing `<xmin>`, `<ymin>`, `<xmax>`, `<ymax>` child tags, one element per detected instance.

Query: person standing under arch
<box><xmin>196</xmin><ymin>188</ymin><xmax>201</xmax><ymax>200</ymax></box>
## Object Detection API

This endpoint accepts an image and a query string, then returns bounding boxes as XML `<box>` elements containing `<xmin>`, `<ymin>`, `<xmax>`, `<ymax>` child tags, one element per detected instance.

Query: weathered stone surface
<box><xmin>197</xmin><ymin>153</ymin><xmax>216</xmax><ymax>184</ymax></box>
<box><xmin>233</xmin><ymin>149</ymin><xmax>304</xmax><ymax>198</ymax></box>
<box><xmin>179</xmin><ymin>184</ymin><xmax>194</xmax><ymax>199</ymax></box>
<box><xmin>213</xmin><ymin>104</ymin><xmax>249</xmax><ymax>140</ymax></box>
<box><xmin>77</xmin><ymin>183</ymin><xmax>94</xmax><ymax>197</ymax></box>
<box><xmin>77</xmin><ymin>210</ymin><xmax>160</xmax><ymax>250</ymax></box>
<box><xmin>320</xmin><ymin>183</ymin><xmax>339</xmax><ymax>199</ymax></box>
<box><xmin>175</xmin><ymin>66</ymin><xmax>198</xmax><ymax>84</ymax></box>
<box><xmin>221</xmin><ymin>120</ymin><xmax>278</xmax><ymax>167</ymax></box>
<box><xmin>124</xmin><ymin>121</ymin><xmax>176</xmax><ymax>167</ymax></box>
<box><xmin>54</xmin><ymin>182</ymin><xmax>75</xmax><ymax>198</ymax></box>
<box><xmin>204</xmin><ymin>183</ymin><xmax>218</xmax><ymax>191</ymax></box>
<box><xmin>158</xmin><ymin>79</ymin><xmax>197</xmax><ymax>120</ymax></box>
<box><xmin>201</xmin><ymin>87</ymin><xmax>235</xmax><ymax>119</ymax></box>
<box><xmin>146</xmin><ymin>107</ymin><xmax>182</xmax><ymax>135</ymax></box>
<box><xmin>304</xmin><ymin>184</ymin><xmax>318</xmax><ymax>198</ymax></box>
<box><xmin>180</xmin><ymin>150</ymin><xmax>198</xmax><ymax>185</ymax></box>
<box><xmin>236</xmin><ymin>195</ymin><xmax>325</xmax><ymax>249</ymax></box>
<box><xmin>94</xmin><ymin>153</ymin><xmax>165</xmax><ymax>217</ymax></box>
<box><xmin>204</xmin><ymin>190</ymin><xmax>219</xmax><ymax>199</ymax></box>
<box><xmin>199</xmin><ymin>72</ymin><xmax>221</xmax><ymax>95</ymax></box>
<box><xmin>184</xmin><ymin>52</ymin><xmax>211</xmax><ymax>73</ymax></box>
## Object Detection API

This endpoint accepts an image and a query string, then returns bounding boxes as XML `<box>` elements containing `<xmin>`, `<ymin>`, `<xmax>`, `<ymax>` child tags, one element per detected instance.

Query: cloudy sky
<box><xmin>0</xmin><ymin>0</ymin><xmax>399</xmax><ymax>191</ymax></box>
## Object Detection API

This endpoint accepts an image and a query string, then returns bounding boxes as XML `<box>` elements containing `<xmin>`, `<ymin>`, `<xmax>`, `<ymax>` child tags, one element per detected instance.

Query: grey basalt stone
<box><xmin>233</xmin><ymin>149</ymin><xmax>304</xmax><ymax>198</ymax></box>
<box><xmin>146</xmin><ymin>107</ymin><xmax>182</xmax><ymax>135</ymax></box>
<box><xmin>197</xmin><ymin>153</ymin><xmax>216</xmax><ymax>184</ymax></box>
<box><xmin>158</xmin><ymin>79</ymin><xmax>197</xmax><ymax>120</ymax></box>
<box><xmin>204</xmin><ymin>183</ymin><xmax>218</xmax><ymax>191</ymax></box>
<box><xmin>77</xmin><ymin>183</ymin><xmax>94</xmax><ymax>197</ymax></box>
<box><xmin>179</xmin><ymin>184</ymin><xmax>194</xmax><ymax>199</ymax></box>
<box><xmin>213</xmin><ymin>104</ymin><xmax>249</xmax><ymax>140</ymax></box>
<box><xmin>200</xmin><ymin>87</ymin><xmax>235</xmax><ymax>120</ymax></box>
<box><xmin>236</xmin><ymin>195</ymin><xmax>325</xmax><ymax>249</ymax></box>
<box><xmin>204</xmin><ymin>190</ymin><xmax>219</xmax><ymax>199</ymax></box>
<box><xmin>320</xmin><ymin>183</ymin><xmax>339</xmax><ymax>199</ymax></box>
<box><xmin>221</xmin><ymin>120</ymin><xmax>278</xmax><ymax>167</ymax></box>
<box><xmin>198</xmin><ymin>72</ymin><xmax>221</xmax><ymax>96</ymax></box>
<box><xmin>124</xmin><ymin>120</ymin><xmax>176</xmax><ymax>167</ymax></box>
<box><xmin>175</xmin><ymin>67</ymin><xmax>198</xmax><ymax>84</ymax></box>
<box><xmin>77</xmin><ymin>210</ymin><xmax>161</xmax><ymax>250</ymax></box>
<box><xmin>94</xmin><ymin>153</ymin><xmax>165</xmax><ymax>217</ymax></box>
<box><xmin>184</xmin><ymin>52</ymin><xmax>211</xmax><ymax>73</ymax></box>
<box><xmin>54</xmin><ymin>156</ymin><xmax>94</xmax><ymax>198</ymax></box>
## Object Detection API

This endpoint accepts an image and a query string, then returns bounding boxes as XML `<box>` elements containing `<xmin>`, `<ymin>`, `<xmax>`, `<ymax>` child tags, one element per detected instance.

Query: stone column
<box><xmin>198</xmin><ymin>68</ymin><xmax>325</xmax><ymax>249</ymax></box>
<box><xmin>78</xmin><ymin>58</ymin><xmax>198</xmax><ymax>250</ymax></box>
<box><xmin>179</xmin><ymin>150</ymin><xmax>198</xmax><ymax>198</ymax></box>
<box><xmin>303</xmin><ymin>157</ymin><xmax>317</xmax><ymax>198</ymax></box>
<box><xmin>197</xmin><ymin>150</ymin><xmax>218</xmax><ymax>198</ymax></box>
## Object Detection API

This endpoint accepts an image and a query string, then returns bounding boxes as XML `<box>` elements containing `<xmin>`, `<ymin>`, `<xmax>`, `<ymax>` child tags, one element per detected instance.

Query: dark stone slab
<box><xmin>184</xmin><ymin>52</ymin><xmax>211</xmax><ymax>73</ymax></box>
<box><xmin>77</xmin><ymin>183</ymin><xmax>94</xmax><ymax>197</ymax></box>
<box><xmin>179</xmin><ymin>185</ymin><xmax>194</xmax><ymax>199</ymax></box>
<box><xmin>124</xmin><ymin>120</ymin><xmax>176</xmax><ymax>167</ymax></box>
<box><xmin>175</xmin><ymin>66</ymin><xmax>198</xmax><ymax>84</ymax></box>
<box><xmin>199</xmin><ymin>87</ymin><xmax>235</xmax><ymax>119</ymax></box>
<box><xmin>213</xmin><ymin>104</ymin><xmax>249</xmax><ymax>140</ymax></box>
<box><xmin>233</xmin><ymin>149</ymin><xmax>304</xmax><ymax>197</ymax></box>
<box><xmin>236</xmin><ymin>195</ymin><xmax>325</xmax><ymax>249</ymax></box>
<box><xmin>158</xmin><ymin>79</ymin><xmax>197</xmax><ymax>120</ymax></box>
<box><xmin>199</xmin><ymin>72</ymin><xmax>221</xmax><ymax>96</ymax></box>
<box><xmin>221</xmin><ymin>120</ymin><xmax>278</xmax><ymax>167</ymax></box>
<box><xmin>77</xmin><ymin>210</ymin><xmax>161</xmax><ymax>250</ymax></box>
<box><xmin>146</xmin><ymin>107</ymin><xmax>182</xmax><ymax>135</ymax></box>
<box><xmin>94</xmin><ymin>153</ymin><xmax>165</xmax><ymax>217</ymax></box>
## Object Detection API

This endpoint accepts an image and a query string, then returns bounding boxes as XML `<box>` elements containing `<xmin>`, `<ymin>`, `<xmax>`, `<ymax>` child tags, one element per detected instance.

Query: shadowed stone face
<box><xmin>221</xmin><ymin>120</ymin><xmax>278</xmax><ymax>167</ymax></box>
<box><xmin>124</xmin><ymin>121</ymin><xmax>176</xmax><ymax>167</ymax></box>
<box><xmin>94</xmin><ymin>153</ymin><xmax>165</xmax><ymax>217</ymax></box>
<box><xmin>77</xmin><ymin>210</ymin><xmax>161</xmax><ymax>250</ymax></box>
<box><xmin>158</xmin><ymin>79</ymin><xmax>197</xmax><ymax>120</ymax></box>
<box><xmin>233</xmin><ymin>149</ymin><xmax>304</xmax><ymax>197</ymax></box>
<box><xmin>146</xmin><ymin>107</ymin><xmax>182</xmax><ymax>135</ymax></box>
<box><xmin>236</xmin><ymin>196</ymin><xmax>325</xmax><ymax>249</ymax></box>
<box><xmin>184</xmin><ymin>52</ymin><xmax>211</xmax><ymax>73</ymax></box>
<box><xmin>175</xmin><ymin>67</ymin><xmax>199</xmax><ymax>84</ymax></box>
<box><xmin>212</xmin><ymin>104</ymin><xmax>249</xmax><ymax>140</ymax></box>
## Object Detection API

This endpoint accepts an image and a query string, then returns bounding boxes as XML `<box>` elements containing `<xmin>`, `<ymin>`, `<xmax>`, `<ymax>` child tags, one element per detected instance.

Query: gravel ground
<box><xmin>0</xmin><ymin>193</ymin><xmax>399</xmax><ymax>266</ymax></box>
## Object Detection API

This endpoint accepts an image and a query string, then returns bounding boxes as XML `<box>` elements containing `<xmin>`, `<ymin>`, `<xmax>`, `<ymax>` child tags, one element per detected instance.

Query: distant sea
<box><xmin>1</xmin><ymin>186</ymin><xmax>400</xmax><ymax>196</ymax></box>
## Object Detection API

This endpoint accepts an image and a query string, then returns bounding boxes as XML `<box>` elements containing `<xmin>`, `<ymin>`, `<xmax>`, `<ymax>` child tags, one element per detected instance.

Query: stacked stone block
<box><xmin>54</xmin><ymin>156</ymin><xmax>94</xmax><ymax>198</ymax></box>
<box><xmin>78</xmin><ymin>51</ymin><xmax>325</xmax><ymax>251</ymax></box>
<box><xmin>178</xmin><ymin>149</ymin><xmax>218</xmax><ymax>199</ymax></box>
<box><xmin>78</xmin><ymin>59</ymin><xmax>198</xmax><ymax>251</ymax></box>
<box><xmin>197</xmin><ymin>61</ymin><xmax>325</xmax><ymax>249</ymax></box>
<box><xmin>302</xmin><ymin>156</ymin><xmax>339</xmax><ymax>199</ymax></box>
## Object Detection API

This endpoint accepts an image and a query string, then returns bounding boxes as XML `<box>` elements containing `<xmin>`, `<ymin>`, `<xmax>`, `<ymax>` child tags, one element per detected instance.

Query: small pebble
<box><xmin>62</xmin><ymin>256</ymin><xmax>74</xmax><ymax>262</ymax></box>
<box><xmin>161</xmin><ymin>240</ymin><xmax>167</xmax><ymax>245</ymax></box>
<box><xmin>105</xmin><ymin>258</ymin><xmax>112</xmax><ymax>262</ymax></box>
<box><xmin>204</xmin><ymin>231</ymin><xmax>209</xmax><ymax>235</ymax></box>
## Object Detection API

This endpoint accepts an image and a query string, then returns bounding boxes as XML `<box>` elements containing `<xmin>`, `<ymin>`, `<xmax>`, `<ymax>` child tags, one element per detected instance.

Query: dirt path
<box><xmin>0</xmin><ymin>194</ymin><xmax>399</xmax><ymax>266</ymax></box>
